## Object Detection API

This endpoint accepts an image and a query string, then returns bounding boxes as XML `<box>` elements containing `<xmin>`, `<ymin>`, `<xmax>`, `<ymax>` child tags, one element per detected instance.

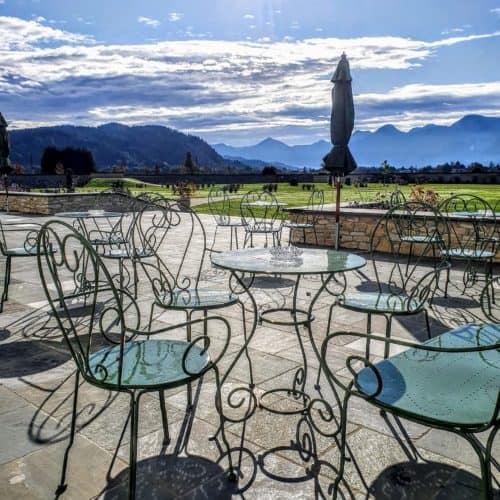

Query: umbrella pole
<box><xmin>335</xmin><ymin>176</ymin><xmax>341</xmax><ymax>250</ymax></box>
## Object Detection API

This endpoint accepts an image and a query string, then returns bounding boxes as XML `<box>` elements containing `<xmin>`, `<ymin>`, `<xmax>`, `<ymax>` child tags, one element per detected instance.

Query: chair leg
<box><xmin>424</xmin><ymin>309</ymin><xmax>432</xmax><ymax>340</ymax></box>
<box><xmin>186</xmin><ymin>310</ymin><xmax>194</xmax><ymax>411</ymax></box>
<box><xmin>332</xmin><ymin>391</ymin><xmax>352</xmax><ymax>498</ymax></box>
<box><xmin>148</xmin><ymin>302</ymin><xmax>156</xmax><ymax>332</ymax></box>
<box><xmin>444</xmin><ymin>264</ymin><xmax>450</xmax><ymax>298</ymax></box>
<box><xmin>384</xmin><ymin>315</ymin><xmax>392</xmax><ymax>359</ymax></box>
<box><xmin>56</xmin><ymin>371</ymin><xmax>80</xmax><ymax>496</ymax></box>
<box><xmin>128</xmin><ymin>391</ymin><xmax>140</xmax><ymax>500</ymax></box>
<box><xmin>239</xmin><ymin>302</ymin><xmax>254</xmax><ymax>388</ymax></box>
<box><xmin>2</xmin><ymin>255</ymin><xmax>11</xmax><ymax>306</ymax></box>
<box><xmin>158</xmin><ymin>391</ymin><xmax>170</xmax><ymax>445</ymax></box>
<box><xmin>405</xmin><ymin>242</ymin><xmax>413</xmax><ymax>276</ymax></box>
<box><xmin>315</xmin><ymin>303</ymin><xmax>336</xmax><ymax>390</ymax></box>
<box><xmin>365</xmin><ymin>313</ymin><xmax>372</xmax><ymax>360</ymax></box>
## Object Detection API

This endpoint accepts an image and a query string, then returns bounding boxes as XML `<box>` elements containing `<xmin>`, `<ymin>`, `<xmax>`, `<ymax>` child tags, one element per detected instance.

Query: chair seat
<box><xmin>102</xmin><ymin>248</ymin><xmax>154</xmax><ymax>259</ymax></box>
<box><xmin>355</xmin><ymin>323</ymin><xmax>500</xmax><ymax>428</ymax></box>
<box><xmin>400</xmin><ymin>235</ymin><xmax>441</xmax><ymax>244</ymax></box>
<box><xmin>88</xmin><ymin>339</ymin><xmax>210</xmax><ymax>389</ymax></box>
<box><xmin>216</xmin><ymin>219</ymin><xmax>245</xmax><ymax>227</ymax></box>
<box><xmin>338</xmin><ymin>292</ymin><xmax>420</xmax><ymax>313</ymax></box>
<box><xmin>441</xmin><ymin>248</ymin><xmax>495</xmax><ymax>259</ymax></box>
<box><xmin>245</xmin><ymin>223</ymin><xmax>281</xmax><ymax>233</ymax></box>
<box><xmin>157</xmin><ymin>288</ymin><xmax>238</xmax><ymax>310</ymax></box>
<box><xmin>90</xmin><ymin>237</ymin><xmax>127</xmax><ymax>246</ymax></box>
<box><xmin>5</xmin><ymin>246</ymin><xmax>46</xmax><ymax>257</ymax></box>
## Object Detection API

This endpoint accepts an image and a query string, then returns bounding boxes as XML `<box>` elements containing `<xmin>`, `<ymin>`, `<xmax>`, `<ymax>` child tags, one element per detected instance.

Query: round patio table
<box><xmin>212</xmin><ymin>247</ymin><xmax>366</xmax><ymax>414</ymax></box>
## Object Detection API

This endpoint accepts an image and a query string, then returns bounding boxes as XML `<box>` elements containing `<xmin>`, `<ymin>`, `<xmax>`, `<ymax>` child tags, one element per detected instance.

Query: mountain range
<box><xmin>8</xmin><ymin>115</ymin><xmax>500</xmax><ymax>171</ymax></box>
<box><xmin>9</xmin><ymin>123</ymin><xmax>230</xmax><ymax>170</ymax></box>
<box><xmin>213</xmin><ymin>115</ymin><xmax>500</xmax><ymax>168</ymax></box>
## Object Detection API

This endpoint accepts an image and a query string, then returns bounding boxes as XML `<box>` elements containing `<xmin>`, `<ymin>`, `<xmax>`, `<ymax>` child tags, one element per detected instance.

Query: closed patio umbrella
<box><xmin>323</xmin><ymin>53</ymin><xmax>357</xmax><ymax>249</ymax></box>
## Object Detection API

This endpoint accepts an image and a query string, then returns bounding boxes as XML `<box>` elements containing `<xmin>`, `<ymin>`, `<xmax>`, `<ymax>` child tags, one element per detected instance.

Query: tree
<box><xmin>180</xmin><ymin>151</ymin><xmax>199</xmax><ymax>175</ymax></box>
<box><xmin>380</xmin><ymin>160</ymin><xmax>391</xmax><ymax>185</ymax></box>
<box><xmin>40</xmin><ymin>147</ymin><xmax>96</xmax><ymax>175</ymax></box>
<box><xmin>262</xmin><ymin>165</ymin><xmax>278</xmax><ymax>175</ymax></box>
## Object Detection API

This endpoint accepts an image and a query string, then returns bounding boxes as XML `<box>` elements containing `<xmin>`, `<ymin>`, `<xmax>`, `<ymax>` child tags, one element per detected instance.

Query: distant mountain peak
<box><xmin>213</xmin><ymin>114</ymin><xmax>500</xmax><ymax>168</ymax></box>
<box><xmin>376</xmin><ymin>124</ymin><xmax>402</xmax><ymax>134</ymax></box>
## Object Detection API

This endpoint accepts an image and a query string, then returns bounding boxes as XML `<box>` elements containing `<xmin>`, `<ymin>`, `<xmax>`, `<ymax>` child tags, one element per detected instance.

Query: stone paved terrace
<box><xmin>0</xmin><ymin>210</ymin><xmax>498</xmax><ymax>499</ymax></box>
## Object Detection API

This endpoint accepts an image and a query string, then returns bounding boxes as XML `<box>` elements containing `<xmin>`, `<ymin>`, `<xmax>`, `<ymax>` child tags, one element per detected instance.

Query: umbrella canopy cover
<box><xmin>323</xmin><ymin>54</ymin><xmax>357</xmax><ymax>176</ymax></box>
<box><xmin>0</xmin><ymin>112</ymin><xmax>11</xmax><ymax>170</ymax></box>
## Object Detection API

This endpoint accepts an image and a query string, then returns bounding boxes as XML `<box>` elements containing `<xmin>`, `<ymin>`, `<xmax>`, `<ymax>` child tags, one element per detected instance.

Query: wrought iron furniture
<box><xmin>318</xmin><ymin>279</ymin><xmax>500</xmax><ymax>499</ymax></box>
<box><xmin>134</xmin><ymin>196</ymin><xmax>251</xmax><ymax>405</ymax></box>
<box><xmin>239</xmin><ymin>190</ymin><xmax>286</xmax><ymax>247</ymax></box>
<box><xmin>208</xmin><ymin>186</ymin><xmax>245</xmax><ymax>252</ymax></box>
<box><xmin>389</xmin><ymin>189</ymin><xmax>406</xmax><ymax>207</ymax></box>
<box><xmin>439</xmin><ymin>194</ymin><xmax>497</xmax><ymax>296</ymax></box>
<box><xmin>36</xmin><ymin>220</ymin><xmax>234</xmax><ymax>500</ymax></box>
<box><xmin>212</xmin><ymin>247</ymin><xmax>366</xmax><ymax>414</ymax></box>
<box><xmin>282</xmin><ymin>188</ymin><xmax>324</xmax><ymax>245</ymax></box>
<box><xmin>334</xmin><ymin>202</ymin><xmax>448</xmax><ymax>361</ymax></box>
<box><xmin>0</xmin><ymin>219</ymin><xmax>46</xmax><ymax>312</ymax></box>
<box><xmin>390</xmin><ymin>201</ymin><xmax>448</xmax><ymax>276</ymax></box>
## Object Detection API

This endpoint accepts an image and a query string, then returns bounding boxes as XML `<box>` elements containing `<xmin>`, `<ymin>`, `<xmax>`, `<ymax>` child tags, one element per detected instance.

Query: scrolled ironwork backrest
<box><xmin>134</xmin><ymin>196</ymin><xmax>209</xmax><ymax>295</ymax></box>
<box><xmin>305</xmin><ymin>188</ymin><xmax>324</xmax><ymax>224</ymax></box>
<box><xmin>369</xmin><ymin>202</ymin><xmax>448</xmax><ymax>306</ymax></box>
<box><xmin>240</xmin><ymin>189</ymin><xmax>282</xmax><ymax>229</ymax></box>
<box><xmin>0</xmin><ymin>221</ymin><xmax>39</xmax><ymax>255</ymax></box>
<box><xmin>208</xmin><ymin>186</ymin><xmax>233</xmax><ymax>225</ymax></box>
<box><xmin>439</xmin><ymin>194</ymin><xmax>496</xmax><ymax>255</ymax></box>
<box><xmin>389</xmin><ymin>190</ymin><xmax>407</xmax><ymax>208</ymax></box>
<box><xmin>481</xmin><ymin>276</ymin><xmax>500</xmax><ymax>323</ymax></box>
<box><xmin>37</xmin><ymin>220</ymin><xmax>140</xmax><ymax>387</ymax></box>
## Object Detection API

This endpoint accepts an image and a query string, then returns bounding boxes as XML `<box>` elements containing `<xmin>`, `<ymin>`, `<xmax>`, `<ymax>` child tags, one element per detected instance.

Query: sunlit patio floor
<box><xmin>0</xmin><ymin>211</ymin><xmax>498</xmax><ymax>499</ymax></box>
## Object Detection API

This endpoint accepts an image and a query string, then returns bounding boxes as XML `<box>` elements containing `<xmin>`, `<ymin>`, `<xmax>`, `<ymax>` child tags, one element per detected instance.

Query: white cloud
<box><xmin>243</xmin><ymin>14</ymin><xmax>255</xmax><ymax>20</ymax></box>
<box><xmin>0</xmin><ymin>16</ymin><xmax>92</xmax><ymax>50</ymax></box>
<box><xmin>1</xmin><ymin>16</ymin><xmax>499</xmax><ymax>143</ymax></box>
<box><xmin>168</xmin><ymin>12</ymin><xmax>184</xmax><ymax>22</ymax></box>
<box><xmin>491</xmin><ymin>7</ymin><xmax>500</xmax><ymax>17</ymax></box>
<box><xmin>137</xmin><ymin>16</ymin><xmax>160</xmax><ymax>28</ymax></box>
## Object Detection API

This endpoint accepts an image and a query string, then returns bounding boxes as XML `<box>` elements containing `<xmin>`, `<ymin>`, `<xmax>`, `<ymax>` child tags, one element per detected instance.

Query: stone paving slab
<box><xmin>0</xmin><ymin>210</ymin><xmax>498</xmax><ymax>498</ymax></box>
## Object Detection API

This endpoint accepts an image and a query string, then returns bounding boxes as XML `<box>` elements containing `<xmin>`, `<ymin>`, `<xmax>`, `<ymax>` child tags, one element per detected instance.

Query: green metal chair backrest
<box><xmin>369</xmin><ymin>202</ymin><xmax>448</xmax><ymax>308</ymax></box>
<box><xmin>240</xmin><ymin>189</ymin><xmax>282</xmax><ymax>228</ymax></box>
<box><xmin>208</xmin><ymin>186</ymin><xmax>234</xmax><ymax>226</ymax></box>
<box><xmin>439</xmin><ymin>194</ymin><xmax>496</xmax><ymax>254</ymax></box>
<box><xmin>389</xmin><ymin>189</ymin><xmax>407</xmax><ymax>208</ymax></box>
<box><xmin>132</xmin><ymin>196</ymin><xmax>209</xmax><ymax>299</ymax></box>
<box><xmin>37</xmin><ymin>220</ymin><xmax>141</xmax><ymax>388</ymax></box>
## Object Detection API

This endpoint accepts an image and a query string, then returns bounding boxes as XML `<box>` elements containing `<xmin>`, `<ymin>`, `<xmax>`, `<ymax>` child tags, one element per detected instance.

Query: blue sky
<box><xmin>0</xmin><ymin>0</ymin><xmax>499</xmax><ymax>145</ymax></box>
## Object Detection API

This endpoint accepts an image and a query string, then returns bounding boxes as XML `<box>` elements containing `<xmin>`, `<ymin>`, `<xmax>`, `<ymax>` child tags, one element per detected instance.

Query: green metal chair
<box><xmin>37</xmin><ymin>220</ymin><xmax>234</xmax><ymax>500</ymax></box>
<box><xmin>135</xmin><ymin>197</ymin><xmax>253</xmax><ymax>400</ymax></box>
<box><xmin>240</xmin><ymin>189</ymin><xmax>283</xmax><ymax>248</ymax></box>
<box><xmin>208</xmin><ymin>186</ymin><xmax>245</xmax><ymax>252</ymax></box>
<box><xmin>318</xmin><ymin>278</ymin><xmax>500</xmax><ymax>499</ymax></box>
<box><xmin>282</xmin><ymin>188</ymin><xmax>324</xmax><ymax>246</ymax></box>
<box><xmin>439</xmin><ymin>194</ymin><xmax>497</xmax><ymax>296</ymax></box>
<box><xmin>331</xmin><ymin>202</ymin><xmax>448</xmax><ymax>361</ymax></box>
<box><xmin>0</xmin><ymin>220</ymin><xmax>47</xmax><ymax>312</ymax></box>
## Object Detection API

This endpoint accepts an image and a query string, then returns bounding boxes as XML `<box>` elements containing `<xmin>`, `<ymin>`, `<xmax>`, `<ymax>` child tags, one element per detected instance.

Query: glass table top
<box><xmin>240</xmin><ymin>201</ymin><xmax>288</xmax><ymax>207</ymax></box>
<box><xmin>56</xmin><ymin>211</ymin><xmax>124</xmax><ymax>219</ymax></box>
<box><xmin>212</xmin><ymin>247</ymin><xmax>366</xmax><ymax>275</ymax></box>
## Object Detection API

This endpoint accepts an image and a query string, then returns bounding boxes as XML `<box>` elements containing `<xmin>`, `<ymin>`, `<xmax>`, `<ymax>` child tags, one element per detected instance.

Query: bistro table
<box><xmin>212</xmin><ymin>247</ymin><xmax>366</xmax><ymax>414</ymax></box>
<box><xmin>55</xmin><ymin>211</ymin><xmax>129</xmax><ymax>300</ymax></box>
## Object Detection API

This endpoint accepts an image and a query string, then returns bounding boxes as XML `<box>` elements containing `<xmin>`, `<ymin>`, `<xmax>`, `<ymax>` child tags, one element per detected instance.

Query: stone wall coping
<box><xmin>286</xmin><ymin>204</ymin><xmax>497</xmax><ymax>222</ymax></box>
<box><xmin>1</xmin><ymin>191</ymin><xmax>102</xmax><ymax>198</ymax></box>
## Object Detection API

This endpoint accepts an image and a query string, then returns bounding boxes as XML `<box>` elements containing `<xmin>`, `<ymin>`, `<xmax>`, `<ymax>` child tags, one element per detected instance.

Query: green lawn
<box><xmin>78</xmin><ymin>178</ymin><xmax>499</xmax><ymax>216</ymax></box>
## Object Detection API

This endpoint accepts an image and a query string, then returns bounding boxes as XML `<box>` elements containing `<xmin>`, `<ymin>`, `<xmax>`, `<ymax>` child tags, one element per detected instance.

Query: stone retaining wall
<box><xmin>0</xmin><ymin>192</ymin><xmax>133</xmax><ymax>215</ymax></box>
<box><xmin>287</xmin><ymin>207</ymin><xmax>499</xmax><ymax>261</ymax></box>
